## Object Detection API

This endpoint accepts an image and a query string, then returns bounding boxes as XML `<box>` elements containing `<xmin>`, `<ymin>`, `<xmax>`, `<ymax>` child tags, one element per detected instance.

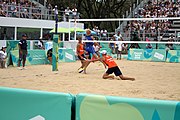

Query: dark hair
<box><xmin>77</xmin><ymin>36</ymin><xmax>82</xmax><ymax>40</ymax></box>
<box><xmin>22</xmin><ymin>34</ymin><xmax>27</xmax><ymax>37</ymax></box>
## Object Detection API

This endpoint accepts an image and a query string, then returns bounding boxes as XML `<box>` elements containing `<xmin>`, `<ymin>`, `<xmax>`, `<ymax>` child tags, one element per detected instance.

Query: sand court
<box><xmin>0</xmin><ymin>59</ymin><xmax>180</xmax><ymax>101</ymax></box>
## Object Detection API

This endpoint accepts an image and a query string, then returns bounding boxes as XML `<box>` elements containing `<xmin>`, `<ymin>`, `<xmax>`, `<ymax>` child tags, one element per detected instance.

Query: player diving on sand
<box><xmin>100</xmin><ymin>50</ymin><xmax>135</xmax><ymax>81</ymax></box>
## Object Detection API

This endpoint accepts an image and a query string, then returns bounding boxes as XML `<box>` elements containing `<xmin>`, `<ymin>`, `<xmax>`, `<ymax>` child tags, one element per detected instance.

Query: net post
<box><xmin>52</xmin><ymin>5</ymin><xmax>59</xmax><ymax>71</ymax></box>
<box><xmin>52</xmin><ymin>34</ymin><xmax>59</xmax><ymax>71</ymax></box>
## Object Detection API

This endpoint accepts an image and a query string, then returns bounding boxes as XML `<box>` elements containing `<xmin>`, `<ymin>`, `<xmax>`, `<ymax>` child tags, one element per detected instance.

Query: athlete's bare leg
<box><xmin>102</xmin><ymin>73</ymin><xmax>114</xmax><ymax>79</ymax></box>
<box><xmin>119</xmin><ymin>75</ymin><xmax>135</xmax><ymax>81</ymax></box>
<box><xmin>83</xmin><ymin>53</ymin><xmax>98</xmax><ymax>74</ymax></box>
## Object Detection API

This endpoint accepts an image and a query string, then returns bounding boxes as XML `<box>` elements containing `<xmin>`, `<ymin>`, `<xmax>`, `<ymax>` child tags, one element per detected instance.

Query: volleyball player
<box><xmin>82</xmin><ymin>29</ymin><xmax>105</xmax><ymax>73</ymax></box>
<box><xmin>76</xmin><ymin>36</ymin><xmax>90</xmax><ymax>73</ymax></box>
<box><xmin>100</xmin><ymin>50</ymin><xmax>135</xmax><ymax>81</ymax></box>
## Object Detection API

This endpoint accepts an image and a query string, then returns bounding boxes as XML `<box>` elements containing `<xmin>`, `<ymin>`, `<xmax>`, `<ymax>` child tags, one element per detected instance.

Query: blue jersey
<box><xmin>85</xmin><ymin>35</ymin><xmax>95</xmax><ymax>54</ymax></box>
<box><xmin>85</xmin><ymin>35</ymin><xmax>94</xmax><ymax>47</ymax></box>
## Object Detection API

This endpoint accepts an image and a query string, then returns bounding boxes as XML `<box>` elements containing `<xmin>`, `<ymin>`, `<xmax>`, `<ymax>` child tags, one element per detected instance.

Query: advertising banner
<box><xmin>166</xmin><ymin>50</ymin><xmax>180</xmax><ymax>63</ymax></box>
<box><xmin>6</xmin><ymin>40</ymin><xmax>30</xmax><ymax>50</ymax></box>
<box><xmin>128</xmin><ymin>49</ymin><xmax>166</xmax><ymax>62</ymax></box>
<box><xmin>58</xmin><ymin>48</ymin><xmax>75</xmax><ymax>62</ymax></box>
<box><xmin>10</xmin><ymin>50</ymin><xmax>48</xmax><ymax>66</ymax></box>
<box><xmin>0</xmin><ymin>87</ymin><xmax>73</xmax><ymax>120</ymax></box>
<box><xmin>76</xmin><ymin>93</ymin><xmax>180</xmax><ymax>120</ymax></box>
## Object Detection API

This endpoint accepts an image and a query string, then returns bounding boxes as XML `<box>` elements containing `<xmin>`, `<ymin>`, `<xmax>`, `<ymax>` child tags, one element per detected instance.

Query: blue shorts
<box><xmin>85</xmin><ymin>46</ymin><xmax>95</xmax><ymax>54</ymax></box>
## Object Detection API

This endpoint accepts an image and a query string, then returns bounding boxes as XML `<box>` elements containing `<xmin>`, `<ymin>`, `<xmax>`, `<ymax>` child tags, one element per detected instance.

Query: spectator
<box><xmin>47</xmin><ymin>3</ymin><xmax>52</xmax><ymax>19</ymax></box>
<box><xmin>38</xmin><ymin>37</ymin><xmax>44</xmax><ymax>49</ymax></box>
<box><xmin>0</xmin><ymin>46</ymin><xmax>7</xmax><ymax>68</ymax></box>
<box><xmin>169</xmin><ymin>34</ymin><xmax>175</xmax><ymax>41</ymax></box>
<box><xmin>17</xmin><ymin>34</ymin><xmax>28</xmax><ymax>70</ymax></box>
<box><xmin>145</xmin><ymin>37</ymin><xmax>152</xmax><ymax>49</ymax></box>
<box><xmin>124</xmin><ymin>0</ymin><xmax>180</xmax><ymax>41</ymax></box>
<box><xmin>9</xmin><ymin>2</ymin><xmax>16</xmax><ymax>17</ymax></box>
<box><xmin>20</xmin><ymin>8</ymin><xmax>29</xmax><ymax>18</ymax></box>
<box><xmin>93</xmin><ymin>42</ymin><xmax>101</xmax><ymax>57</ymax></box>
<box><xmin>109</xmin><ymin>35</ymin><xmax>116</xmax><ymax>54</ymax></box>
<box><xmin>146</xmin><ymin>43</ymin><xmax>152</xmax><ymax>49</ymax></box>
<box><xmin>72</xmin><ymin>6</ymin><xmax>77</xmax><ymax>19</ymax></box>
<box><xmin>0</xmin><ymin>7</ymin><xmax>6</xmax><ymax>16</ymax></box>
<box><xmin>32</xmin><ymin>6</ymin><xmax>41</xmax><ymax>19</ymax></box>
<box><xmin>65</xmin><ymin>7</ymin><xmax>71</xmax><ymax>21</ymax></box>
<box><xmin>47</xmin><ymin>48</ymin><xmax>52</xmax><ymax>64</ymax></box>
<box><xmin>116</xmin><ymin>38</ymin><xmax>123</xmax><ymax>60</ymax></box>
<box><xmin>114</xmin><ymin>32</ymin><xmax>123</xmax><ymax>59</ymax></box>
<box><xmin>122</xmin><ymin>43</ymin><xmax>128</xmax><ymax>54</ymax></box>
<box><xmin>165</xmin><ymin>34</ymin><xmax>174</xmax><ymax>51</ymax></box>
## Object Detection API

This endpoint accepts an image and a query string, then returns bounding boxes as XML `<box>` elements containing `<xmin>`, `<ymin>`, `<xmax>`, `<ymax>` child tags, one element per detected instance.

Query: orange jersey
<box><xmin>103</xmin><ymin>55</ymin><xmax>117</xmax><ymax>68</ymax></box>
<box><xmin>77</xmin><ymin>43</ymin><xmax>84</xmax><ymax>55</ymax></box>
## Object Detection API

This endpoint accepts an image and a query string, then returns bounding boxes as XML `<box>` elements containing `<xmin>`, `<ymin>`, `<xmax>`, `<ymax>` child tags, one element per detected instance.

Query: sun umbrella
<box><xmin>70</xmin><ymin>27</ymin><xmax>85</xmax><ymax>32</ymax></box>
<box><xmin>78</xmin><ymin>30</ymin><xmax>97</xmax><ymax>35</ymax></box>
<box><xmin>50</xmin><ymin>27</ymin><xmax>69</xmax><ymax>33</ymax></box>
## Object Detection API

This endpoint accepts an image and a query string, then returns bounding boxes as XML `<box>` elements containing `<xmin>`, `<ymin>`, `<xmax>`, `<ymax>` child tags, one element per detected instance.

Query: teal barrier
<box><xmin>128</xmin><ymin>49</ymin><xmax>166</xmax><ymax>62</ymax></box>
<box><xmin>76</xmin><ymin>93</ymin><xmax>180</xmax><ymax>120</ymax></box>
<box><xmin>128</xmin><ymin>43</ymin><xmax>157</xmax><ymax>49</ymax></box>
<box><xmin>166</xmin><ymin>50</ymin><xmax>180</xmax><ymax>63</ymax></box>
<box><xmin>127</xmin><ymin>43</ymin><xmax>180</xmax><ymax>50</ymax></box>
<box><xmin>100</xmin><ymin>43</ymin><xmax>109</xmax><ymax>49</ymax></box>
<box><xmin>0</xmin><ymin>87</ymin><xmax>73</xmax><ymax>120</ymax></box>
<box><xmin>6</xmin><ymin>40</ymin><xmax>30</xmax><ymax>50</ymax></box>
<box><xmin>100</xmin><ymin>48</ymin><xmax>112</xmax><ymax>55</ymax></box>
<box><xmin>173</xmin><ymin>44</ymin><xmax>180</xmax><ymax>50</ymax></box>
<box><xmin>6</xmin><ymin>41</ymin><xmax>31</xmax><ymax>66</ymax></box>
<box><xmin>10</xmin><ymin>50</ymin><xmax>48</xmax><ymax>66</ymax></box>
<box><xmin>58</xmin><ymin>48</ymin><xmax>76</xmax><ymax>62</ymax></box>
<box><xmin>158</xmin><ymin>44</ymin><xmax>180</xmax><ymax>50</ymax></box>
<box><xmin>10</xmin><ymin>48</ymin><xmax>76</xmax><ymax>66</ymax></box>
<box><xmin>0</xmin><ymin>88</ymin><xmax>179</xmax><ymax>120</ymax></box>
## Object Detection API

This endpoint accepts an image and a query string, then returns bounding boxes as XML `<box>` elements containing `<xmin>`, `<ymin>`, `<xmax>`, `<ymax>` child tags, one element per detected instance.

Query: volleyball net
<box><xmin>69</xmin><ymin>16</ymin><xmax>180</xmax><ymax>48</ymax></box>
<box><xmin>68</xmin><ymin>17</ymin><xmax>180</xmax><ymax>49</ymax></box>
<box><xmin>66</xmin><ymin>17</ymin><xmax>180</xmax><ymax>62</ymax></box>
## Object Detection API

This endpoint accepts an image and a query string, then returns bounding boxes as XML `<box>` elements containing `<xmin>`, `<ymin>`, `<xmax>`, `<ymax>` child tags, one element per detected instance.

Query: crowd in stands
<box><xmin>0</xmin><ymin>0</ymin><xmax>42</xmax><ymax>19</ymax></box>
<box><xmin>92</xmin><ymin>25</ymin><xmax>108</xmax><ymax>40</ymax></box>
<box><xmin>124</xmin><ymin>0</ymin><xmax>180</xmax><ymax>41</ymax></box>
<box><xmin>0</xmin><ymin>0</ymin><xmax>79</xmax><ymax>21</ymax></box>
<box><xmin>64</xmin><ymin>6</ymin><xmax>80</xmax><ymax>21</ymax></box>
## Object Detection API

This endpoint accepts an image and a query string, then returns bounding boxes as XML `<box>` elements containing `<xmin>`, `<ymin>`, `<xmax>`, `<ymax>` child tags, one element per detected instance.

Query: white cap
<box><xmin>101</xmin><ymin>50</ymin><xmax>107</xmax><ymax>55</ymax></box>
<box><xmin>2</xmin><ymin>46</ymin><xmax>7</xmax><ymax>48</ymax></box>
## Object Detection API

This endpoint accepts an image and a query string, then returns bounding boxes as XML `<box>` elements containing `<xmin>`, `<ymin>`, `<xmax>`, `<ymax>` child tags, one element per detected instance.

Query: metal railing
<box><xmin>94</xmin><ymin>30</ymin><xmax>179</xmax><ymax>42</ymax></box>
<box><xmin>0</xmin><ymin>3</ymin><xmax>80</xmax><ymax>21</ymax></box>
